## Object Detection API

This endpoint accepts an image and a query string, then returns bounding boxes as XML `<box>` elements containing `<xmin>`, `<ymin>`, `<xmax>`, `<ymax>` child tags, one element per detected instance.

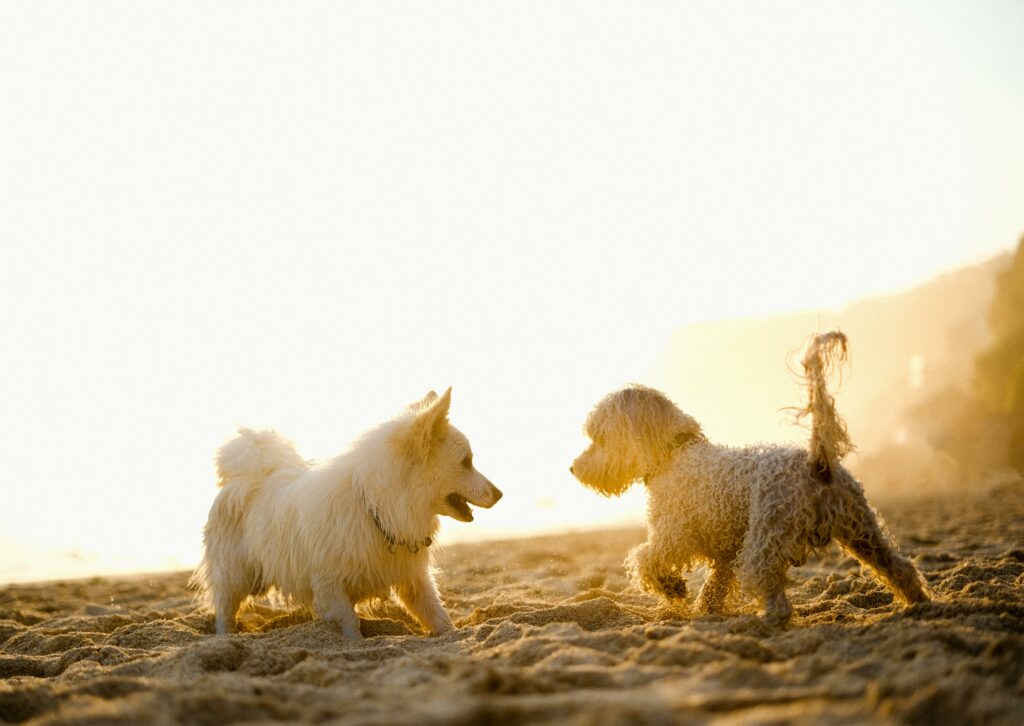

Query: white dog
<box><xmin>571</xmin><ymin>332</ymin><xmax>928</xmax><ymax>624</ymax></box>
<box><xmin>192</xmin><ymin>388</ymin><xmax>502</xmax><ymax>638</ymax></box>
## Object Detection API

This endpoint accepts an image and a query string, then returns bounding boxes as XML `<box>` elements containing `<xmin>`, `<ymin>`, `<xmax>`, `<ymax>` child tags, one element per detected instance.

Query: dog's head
<box><xmin>570</xmin><ymin>385</ymin><xmax>702</xmax><ymax>496</ymax></box>
<box><xmin>400</xmin><ymin>388</ymin><xmax>502</xmax><ymax>522</ymax></box>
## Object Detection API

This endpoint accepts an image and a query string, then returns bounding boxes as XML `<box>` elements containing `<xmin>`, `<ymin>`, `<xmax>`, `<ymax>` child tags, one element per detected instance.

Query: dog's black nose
<box><xmin>569</xmin><ymin>465</ymin><xmax>574</xmax><ymax>475</ymax></box>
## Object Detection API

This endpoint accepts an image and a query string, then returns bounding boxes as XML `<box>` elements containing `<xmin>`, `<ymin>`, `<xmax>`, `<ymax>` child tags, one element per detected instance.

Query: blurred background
<box><xmin>2</xmin><ymin>1</ymin><xmax>1022</xmax><ymax>582</ymax></box>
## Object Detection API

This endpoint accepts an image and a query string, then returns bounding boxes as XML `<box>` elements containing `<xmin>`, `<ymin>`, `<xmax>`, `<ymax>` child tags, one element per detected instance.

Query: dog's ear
<box><xmin>407</xmin><ymin>390</ymin><xmax>439</xmax><ymax>412</ymax></box>
<box><xmin>673</xmin><ymin>413</ymin><xmax>703</xmax><ymax>446</ymax></box>
<box><xmin>407</xmin><ymin>387</ymin><xmax>452</xmax><ymax>455</ymax></box>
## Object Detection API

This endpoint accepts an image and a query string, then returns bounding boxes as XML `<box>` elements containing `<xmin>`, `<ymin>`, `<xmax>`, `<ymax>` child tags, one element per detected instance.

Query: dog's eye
<box><xmin>462</xmin><ymin>454</ymin><xmax>473</xmax><ymax>469</ymax></box>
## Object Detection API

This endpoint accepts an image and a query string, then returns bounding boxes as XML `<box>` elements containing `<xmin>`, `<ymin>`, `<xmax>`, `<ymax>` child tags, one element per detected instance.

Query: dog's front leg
<box><xmin>694</xmin><ymin>565</ymin><xmax>735</xmax><ymax>615</ymax></box>
<box><xmin>625</xmin><ymin>540</ymin><xmax>688</xmax><ymax>600</ymax></box>
<box><xmin>313</xmin><ymin>582</ymin><xmax>363</xmax><ymax>640</ymax></box>
<box><xmin>396</xmin><ymin>574</ymin><xmax>455</xmax><ymax>636</ymax></box>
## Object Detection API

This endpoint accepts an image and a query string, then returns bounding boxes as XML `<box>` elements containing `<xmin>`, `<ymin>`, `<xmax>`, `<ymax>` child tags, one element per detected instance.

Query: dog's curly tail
<box><xmin>798</xmin><ymin>331</ymin><xmax>853</xmax><ymax>483</ymax></box>
<box><xmin>215</xmin><ymin>427</ymin><xmax>306</xmax><ymax>488</ymax></box>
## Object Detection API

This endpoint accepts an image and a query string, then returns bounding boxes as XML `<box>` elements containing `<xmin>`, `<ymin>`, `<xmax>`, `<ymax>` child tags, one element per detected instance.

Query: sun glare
<box><xmin>2</xmin><ymin>1</ymin><xmax>1023</xmax><ymax>583</ymax></box>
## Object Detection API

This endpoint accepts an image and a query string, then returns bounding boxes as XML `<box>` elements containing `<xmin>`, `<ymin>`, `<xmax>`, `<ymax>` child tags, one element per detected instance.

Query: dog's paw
<box><xmin>655</xmin><ymin>573</ymin><xmax>688</xmax><ymax>600</ymax></box>
<box><xmin>332</xmin><ymin>622</ymin><xmax>364</xmax><ymax>641</ymax></box>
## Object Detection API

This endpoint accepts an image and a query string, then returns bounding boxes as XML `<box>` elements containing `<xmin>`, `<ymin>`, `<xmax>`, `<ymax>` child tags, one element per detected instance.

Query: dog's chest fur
<box><xmin>343</xmin><ymin>547</ymin><xmax>431</xmax><ymax>602</ymax></box>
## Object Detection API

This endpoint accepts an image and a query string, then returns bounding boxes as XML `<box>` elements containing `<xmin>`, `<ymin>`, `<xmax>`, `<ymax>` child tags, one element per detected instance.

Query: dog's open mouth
<box><xmin>445</xmin><ymin>493</ymin><xmax>474</xmax><ymax>522</ymax></box>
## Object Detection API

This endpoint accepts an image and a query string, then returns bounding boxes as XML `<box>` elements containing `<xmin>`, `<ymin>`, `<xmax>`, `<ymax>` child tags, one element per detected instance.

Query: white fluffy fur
<box><xmin>571</xmin><ymin>332</ymin><xmax>929</xmax><ymax>624</ymax></box>
<box><xmin>192</xmin><ymin>388</ymin><xmax>502</xmax><ymax>638</ymax></box>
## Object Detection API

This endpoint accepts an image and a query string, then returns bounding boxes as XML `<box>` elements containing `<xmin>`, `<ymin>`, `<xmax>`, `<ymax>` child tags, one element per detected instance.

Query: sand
<box><xmin>2</xmin><ymin>481</ymin><xmax>1023</xmax><ymax>725</ymax></box>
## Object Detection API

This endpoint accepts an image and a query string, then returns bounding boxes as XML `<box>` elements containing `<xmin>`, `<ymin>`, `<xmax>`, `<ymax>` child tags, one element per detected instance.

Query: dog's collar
<box><xmin>357</xmin><ymin>482</ymin><xmax>432</xmax><ymax>555</ymax></box>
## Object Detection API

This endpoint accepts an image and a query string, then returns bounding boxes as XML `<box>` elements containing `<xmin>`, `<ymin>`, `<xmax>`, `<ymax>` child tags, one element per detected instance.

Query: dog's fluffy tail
<box><xmin>798</xmin><ymin>331</ymin><xmax>853</xmax><ymax>482</ymax></box>
<box><xmin>215</xmin><ymin>427</ymin><xmax>305</xmax><ymax>488</ymax></box>
<box><xmin>189</xmin><ymin>428</ymin><xmax>305</xmax><ymax>607</ymax></box>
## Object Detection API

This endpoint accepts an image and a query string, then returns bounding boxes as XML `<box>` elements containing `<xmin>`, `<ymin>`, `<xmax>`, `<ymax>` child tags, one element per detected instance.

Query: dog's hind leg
<box><xmin>396</xmin><ymin>574</ymin><xmax>455</xmax><ymax>636</ymax></box>
<box><xmin>694</xmin><ymin>564</ymin><xmax>735</xmax><ymax>615</ymax></box>
<box><xmin>747</xmin><ymin>564</ymin><xmax>793</xmax><ymax>625</ymax></box>
<box><xmin>737</xmin><ymin>519</ymin><xmax>795</xmax><ymax>625</ymax></box>
<box><xmin>833</xmin><ymin>495</ymin><xmax>928</xmax><ymax>605</ymax></box>
<box><xmin>313</xmin><ymin>581</ymin><xmax>363</xmax><ymax>640</ymax></box>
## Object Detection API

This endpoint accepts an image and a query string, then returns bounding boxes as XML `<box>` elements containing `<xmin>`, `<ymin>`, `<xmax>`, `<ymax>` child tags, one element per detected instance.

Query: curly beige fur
<box><xmin>798</xmin><ymin>331</ymin><xmax>854</xmax><ymax>482</ymax></box>
<box><xmin>571</xmin><ymin>331</ymin><xmax>929</xmax><ymax>625</ymax></box>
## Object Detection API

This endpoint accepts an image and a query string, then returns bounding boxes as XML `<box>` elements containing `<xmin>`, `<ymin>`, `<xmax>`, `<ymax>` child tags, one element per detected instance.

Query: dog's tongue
<box><xmin>446</xmin><ymin>493</ymin><xmax>474</xmax><ymax>522</ymax></box>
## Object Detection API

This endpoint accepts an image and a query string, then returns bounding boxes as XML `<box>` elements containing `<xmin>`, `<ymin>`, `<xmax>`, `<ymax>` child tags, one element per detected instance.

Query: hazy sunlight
<box><xmin>2</xmin><ymin>1</ymin><xmax>1023</xmax><ymax>583</ymax></box>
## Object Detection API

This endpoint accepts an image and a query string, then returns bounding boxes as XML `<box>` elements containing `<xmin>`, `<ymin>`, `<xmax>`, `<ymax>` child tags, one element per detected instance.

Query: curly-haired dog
<box><xmin>570</xmin><ymin>332</ymin><xmax>928</xmax><ymax>624</ymax></box>
<box><xmin>192</xmin><ymin>388</ymin><xmax>502</xmax><ymax>638</ymax></box>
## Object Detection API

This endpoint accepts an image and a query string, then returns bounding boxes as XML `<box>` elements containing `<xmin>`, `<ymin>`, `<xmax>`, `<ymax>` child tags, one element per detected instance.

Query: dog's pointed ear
<box><xmin>407</xmin><ymin>387</ymin><xmax>451</xmax><ymax>455</ymax></box>
<box><xmin>407</xmin><ymin>389</ymin><xmax>439</xmax><ymax>412</ymax></box>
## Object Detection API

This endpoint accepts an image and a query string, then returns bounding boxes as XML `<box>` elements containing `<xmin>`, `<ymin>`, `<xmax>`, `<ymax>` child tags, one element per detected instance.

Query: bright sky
<box><xmin>2</xmin><ymin>1</ymin><xmax>1022</xmax><ymax>582</ymax></box>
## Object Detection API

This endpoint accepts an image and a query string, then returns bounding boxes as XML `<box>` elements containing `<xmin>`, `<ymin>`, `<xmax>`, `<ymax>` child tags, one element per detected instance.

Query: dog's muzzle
<box><xmin>476</xmin><ymin>481</ymin><xmax>502</xmax><ymax>508</ymax></box>
<box><xmin>447</xmin><ymin>481</ymin><xmax>502</xmax><ymax>522</ymax></box>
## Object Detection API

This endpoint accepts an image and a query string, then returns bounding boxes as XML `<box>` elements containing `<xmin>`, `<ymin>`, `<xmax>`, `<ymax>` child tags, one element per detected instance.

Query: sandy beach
<box><xmin>2</xmin><ymin>480</ymin><xmax>1022</xmax><ymax>725</ymax></box>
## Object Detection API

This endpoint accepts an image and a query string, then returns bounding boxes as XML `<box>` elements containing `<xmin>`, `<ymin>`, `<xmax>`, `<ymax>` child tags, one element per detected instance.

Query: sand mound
<box><xmin>2</xmin><ymin>483</ymin><xmax>1023</xmax><ymax>724</ymax></box>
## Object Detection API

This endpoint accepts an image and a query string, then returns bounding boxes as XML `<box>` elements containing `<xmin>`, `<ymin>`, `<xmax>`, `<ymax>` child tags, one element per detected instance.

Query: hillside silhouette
<box><xmin>650</xmin><ymin>254</ymin><xmax>1010</xmax><ymax>495</ymax></box>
